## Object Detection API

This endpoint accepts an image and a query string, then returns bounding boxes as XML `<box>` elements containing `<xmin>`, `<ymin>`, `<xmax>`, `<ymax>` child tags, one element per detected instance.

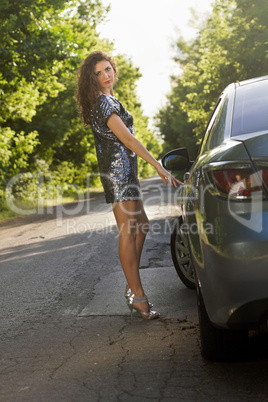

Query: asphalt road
<box><xmin>1</xmin><ymin>177</ymin><xmax>268</xmax><ymax>401</ymax></box>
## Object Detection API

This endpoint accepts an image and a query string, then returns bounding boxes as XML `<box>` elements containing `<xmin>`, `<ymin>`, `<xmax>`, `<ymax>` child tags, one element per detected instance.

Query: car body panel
<box><xmin>234</xmin><ymin>132</ymin><xmax>268</xmax><ymax>159</ymax></box>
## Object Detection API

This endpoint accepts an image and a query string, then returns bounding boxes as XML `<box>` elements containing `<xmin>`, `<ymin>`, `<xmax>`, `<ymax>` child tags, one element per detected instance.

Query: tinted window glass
<box><xmin>232</xmin><ymin>80</ymin><xmax>268</xmax><ymax>136</ymax></box>
<box><xmin>200</xmin><ymin>94</ymin><xmax>229</xmax><ymax>154</ymax></box>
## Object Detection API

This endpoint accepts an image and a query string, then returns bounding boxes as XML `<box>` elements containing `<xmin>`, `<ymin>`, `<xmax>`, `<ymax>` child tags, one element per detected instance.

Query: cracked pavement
<box><xmin>1</xmin><ymin>177</ymin><xmax>268</xmax><ymax>401</ymax></box>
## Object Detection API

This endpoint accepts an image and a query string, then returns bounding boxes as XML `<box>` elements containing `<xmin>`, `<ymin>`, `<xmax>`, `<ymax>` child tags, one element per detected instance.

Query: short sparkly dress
<box><xmin>90</xmin><ymin>94</ymin><xmax>141</xmax><ymax>204</ymax></box>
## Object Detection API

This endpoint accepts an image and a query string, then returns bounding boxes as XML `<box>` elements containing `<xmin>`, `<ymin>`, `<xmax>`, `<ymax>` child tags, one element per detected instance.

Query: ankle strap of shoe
<box><xmin>132</xmin><ymin>295</ymin><xmax>148</xmax><ymax>303</ymax></box>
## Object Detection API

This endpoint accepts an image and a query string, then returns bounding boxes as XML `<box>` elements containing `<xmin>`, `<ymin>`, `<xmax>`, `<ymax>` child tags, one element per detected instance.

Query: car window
<box><xmin>200</xmin><ymin>94</ymin><xmax>229</xmax><ymax>155</ymax></box>
<box><xmin>232</xmin><ymin>80</ymin><xmax>268</xmax><ymax>136</ymax></box>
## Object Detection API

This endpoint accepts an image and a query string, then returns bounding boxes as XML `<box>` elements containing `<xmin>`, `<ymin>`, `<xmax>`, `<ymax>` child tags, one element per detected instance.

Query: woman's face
<box><xmin>94</xmin><ymin>60</ymin><xmax>115</xmax><ymax>95</ymax></box>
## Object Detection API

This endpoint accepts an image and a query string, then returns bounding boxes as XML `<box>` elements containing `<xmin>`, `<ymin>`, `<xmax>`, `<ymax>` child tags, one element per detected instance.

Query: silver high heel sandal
<box><xmin>127</xmin><ymin>293</ymin><xmax>159</xmax><ymax>320</ymax></box>
<box><xmin>124</xmin><ymin>285</ymin><xmax>153</xmax><ymax>308</ymax></box>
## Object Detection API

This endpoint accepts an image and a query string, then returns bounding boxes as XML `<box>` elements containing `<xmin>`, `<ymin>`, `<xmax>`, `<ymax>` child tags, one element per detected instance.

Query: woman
<box><xmin>76</xmin><ymin>51</ymin><xmax>181</xmax><ymax>319</ymax></box>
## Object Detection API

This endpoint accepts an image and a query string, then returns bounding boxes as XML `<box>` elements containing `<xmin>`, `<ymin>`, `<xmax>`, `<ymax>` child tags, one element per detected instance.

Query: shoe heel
<box><xmin>127</xmin><ymin>303</ymin><xmax>134</xmax><ymax>320</ymax></box>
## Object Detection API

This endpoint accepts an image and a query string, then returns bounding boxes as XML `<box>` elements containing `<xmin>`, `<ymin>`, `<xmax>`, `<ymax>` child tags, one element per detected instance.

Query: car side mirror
<box><xmin>161</xmin><ymin>148</ymin><xmax>191</xmax><ymax>171</ymax></box>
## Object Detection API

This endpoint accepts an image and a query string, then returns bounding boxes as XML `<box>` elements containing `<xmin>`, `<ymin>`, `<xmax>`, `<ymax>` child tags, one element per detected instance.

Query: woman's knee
<box><xmin>137</xmin><ymin>218</ymin><xmax>150</xmax><ymax>237</ymax></box>
<box><xmin>137</xmin><ymin>207</ymin><xmax>150</xmax><ymax>236</ymax></box>
<box><xmin>118</xmin><ymin>219</ymin><xmax>137</xmax><ymax>239</ymax></box>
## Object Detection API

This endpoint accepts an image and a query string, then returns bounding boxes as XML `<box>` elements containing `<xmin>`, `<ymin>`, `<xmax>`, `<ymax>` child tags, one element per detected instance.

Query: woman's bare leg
<box><xmin>135</xmin><ymin>199</ymin><xmax>150</xmax><ymax>266</ymax></box>
<box><xmin>112</xmin><ymin>200</ymin><xmax>149</xmax><ymax>312</ymax></box>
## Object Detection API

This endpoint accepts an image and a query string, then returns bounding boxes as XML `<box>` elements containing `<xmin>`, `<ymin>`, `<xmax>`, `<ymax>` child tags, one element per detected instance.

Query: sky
<box><xmin>97</xmin><ymin>0</ymin><xmax>213</xmax><ymax>124</ymax></box>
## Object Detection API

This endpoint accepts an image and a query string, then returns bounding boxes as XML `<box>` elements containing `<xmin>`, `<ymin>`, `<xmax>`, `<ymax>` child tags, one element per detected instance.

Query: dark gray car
<box><xmin>162</xmin><ymin>75</ymin><xmax>268</xmax><ymax>361</ymax></box>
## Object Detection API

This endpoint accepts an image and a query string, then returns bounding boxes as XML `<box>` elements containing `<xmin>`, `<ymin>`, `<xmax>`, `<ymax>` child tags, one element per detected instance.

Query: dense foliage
<box><xmin>2</xmin><ymin>0</ymin><xmax>267</xmax><ymax>213</ymax></box>
<box><xmin>0</xmin><ymin>0</ymin><xmax>160</xmax><ymax>211</ymax></box>
<box><xmin>156</xmin><ymin>0</ymin><xmax>268</xmax><ymax>159</ymax></box>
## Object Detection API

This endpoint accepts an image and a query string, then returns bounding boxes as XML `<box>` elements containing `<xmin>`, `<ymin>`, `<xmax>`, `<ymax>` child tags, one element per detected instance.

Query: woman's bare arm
<box><xmin>107</xmin><ymin>113</ymin><xmax>182</xmax><ymax>187</ymax></box>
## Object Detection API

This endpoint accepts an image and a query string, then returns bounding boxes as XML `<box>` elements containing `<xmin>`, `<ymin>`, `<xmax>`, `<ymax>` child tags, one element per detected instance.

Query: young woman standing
<box><xmin>76</xmin><ymin>51</ymin><xmax>181</xmax><ymax>319</ymax></box>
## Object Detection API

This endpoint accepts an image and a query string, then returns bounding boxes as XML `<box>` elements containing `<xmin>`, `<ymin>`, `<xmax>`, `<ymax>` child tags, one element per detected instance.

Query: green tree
<box><xmin>0</xmin><ymin>0</ymin><xmax>109</xmax><ymax>207</ymax></box>
<box><xmin>156</xmin><ymin>0</ymin><xmax>268</xmax><ymax>151</ymax></box>
<box><xmin>1</xmin><ymin>0</ymin><xmax>161</xmax><ymax>212</ymax></box>
<box><xmin>155</xmin><ymin>78</ymin><xmax>198</xmax><ymax>159</ymax></box>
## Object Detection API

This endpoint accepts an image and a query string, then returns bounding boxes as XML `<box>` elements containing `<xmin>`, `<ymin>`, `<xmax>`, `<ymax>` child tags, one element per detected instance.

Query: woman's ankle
<box><xmin>130</xmin><ymin>287</ymin><xmax>144</xmax><ymax>298</ymax></box>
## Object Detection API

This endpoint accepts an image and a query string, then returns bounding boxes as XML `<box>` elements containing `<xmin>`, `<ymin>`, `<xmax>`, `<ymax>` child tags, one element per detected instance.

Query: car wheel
<box><xmin>196</xmin><ymin>282</ymin><xmax>248</xmax><ymax>361</ymax></box>
<box><xmin>170</xmin><ymin>216</ymin><xmax>195</xmax><ymax>289</ymax></box>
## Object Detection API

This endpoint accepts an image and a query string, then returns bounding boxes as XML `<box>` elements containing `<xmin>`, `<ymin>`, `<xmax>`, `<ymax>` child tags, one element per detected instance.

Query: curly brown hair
<box><xmin>75</xmin><ymin>51</ymin><xmax>118</xmax><ymax>126</ymax></box>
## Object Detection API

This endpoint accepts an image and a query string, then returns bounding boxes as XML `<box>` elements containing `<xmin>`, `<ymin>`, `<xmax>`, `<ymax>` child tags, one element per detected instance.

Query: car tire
<box><xmin>170</xmin><ymin>216</ymin><xmax>195</xmax><ymax>289</ymax></box>
<box><xmin>196</xmin><ymin>282</ymin><xmax>248</xmax><ymax>361</ymax></box>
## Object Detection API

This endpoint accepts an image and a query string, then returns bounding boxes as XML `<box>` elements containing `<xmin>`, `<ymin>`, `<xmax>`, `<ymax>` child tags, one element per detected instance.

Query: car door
<box><xmin>183</xmin><ymin>86</ymin><xmax>234</xmax><ymax>270</ymax></box>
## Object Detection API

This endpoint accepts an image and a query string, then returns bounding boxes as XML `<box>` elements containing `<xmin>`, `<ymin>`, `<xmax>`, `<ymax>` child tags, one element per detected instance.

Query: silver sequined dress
<box><xmin>90</xmin><ymin>94</ymin><xmax>141</xmax><ymax>204</ymax></box>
